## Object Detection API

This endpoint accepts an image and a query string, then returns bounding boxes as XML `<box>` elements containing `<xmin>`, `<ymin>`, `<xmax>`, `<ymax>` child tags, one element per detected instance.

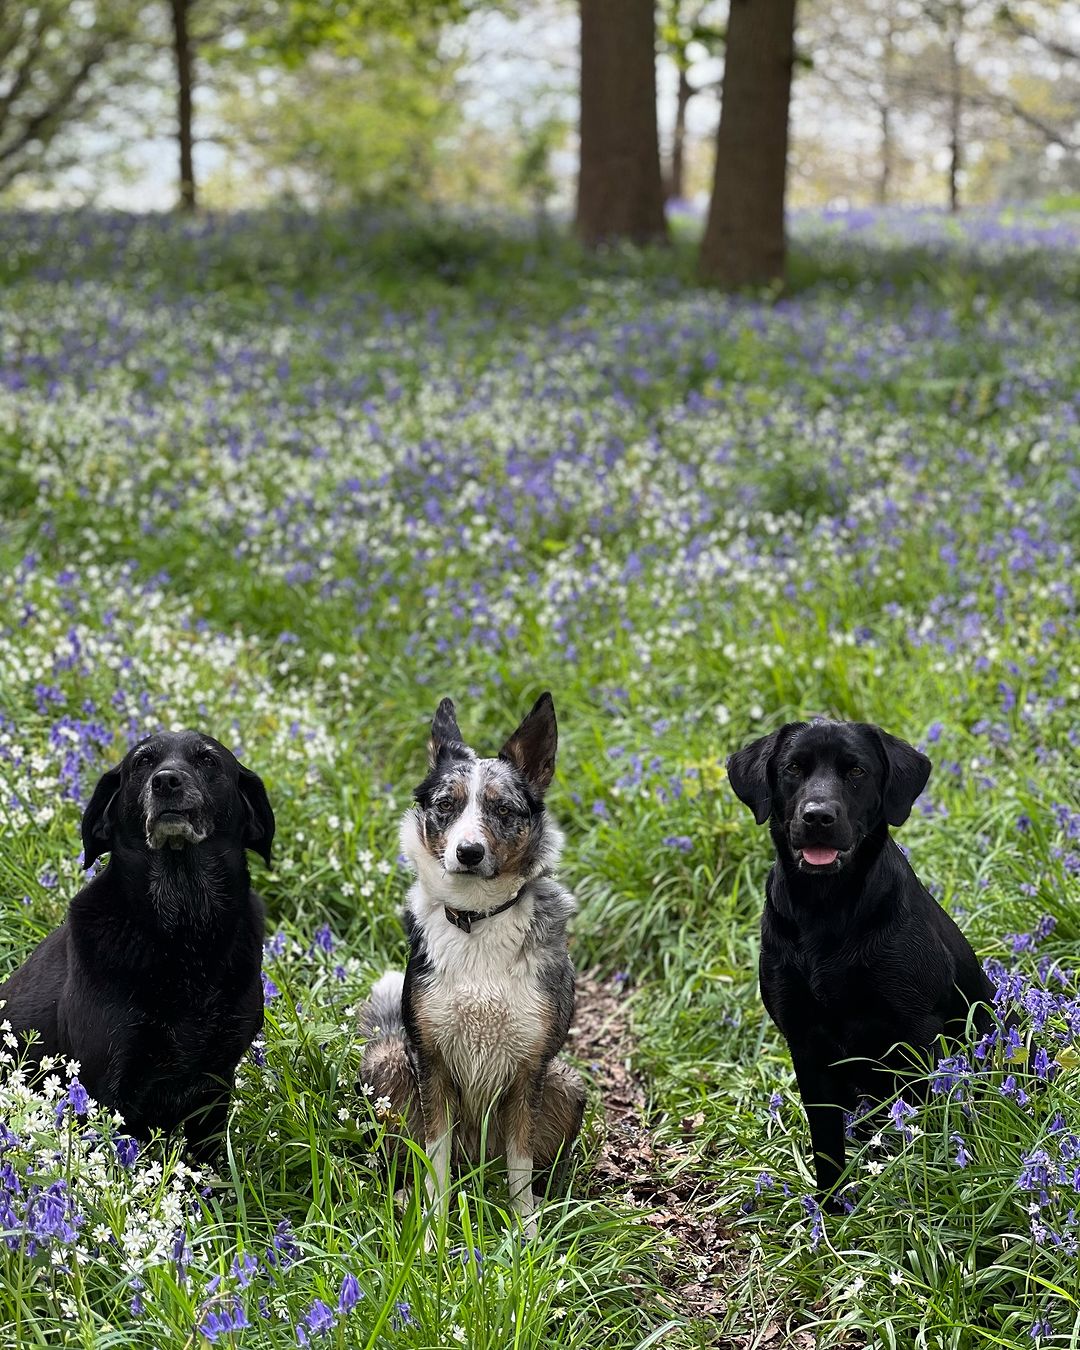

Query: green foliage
<box><xmin>1</xmin><ymin>205</ymin><xmax>1080</xmax><ymax>1346</ymax></box>
<box><xmin>213</xmin><ymin>39</ymin><xmax>459</xmax><ymax>207</ymax></box>
<box><xmin>237</xmin><ymin>0</ymin><xmax>504</xmax><ymax>66</ymax></box>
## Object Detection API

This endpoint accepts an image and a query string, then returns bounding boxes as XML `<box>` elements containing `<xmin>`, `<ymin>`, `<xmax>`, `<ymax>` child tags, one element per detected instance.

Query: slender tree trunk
<box><xmin>169</xmin><ymin>0</ymin><xmax>197</xmax><ymax>211</ymax></box>
<box><xmin>576</xmin><ymin>0</ymin><xmax>668</xmax><ymax>246</ymax></box>
<box><xmin>699</xmin><ymin>0</ymin><xmax>797</xmax><ymax>287</ymax></box>
<box><xmin>947</xmin><ymin>26</ymin><xmax>961</xmax><ymax>212</ymax></box>
<box><xmin>667</xmin><ymin>66</ymin><xmax>692</xmax><ymax>201</ymax></box>
<box><xmin>878</xmin><ymin>101</ymin><xmax>891</xmax><ymax>206</ymax></box>
<box><xmin>878</xmin><ymin>18</ymin><xmax>895</xmax><ymax>206</ymax></box>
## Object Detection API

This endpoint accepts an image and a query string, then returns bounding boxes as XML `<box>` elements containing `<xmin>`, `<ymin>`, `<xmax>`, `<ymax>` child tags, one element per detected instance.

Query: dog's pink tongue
<box><xmin>802</xmin><ymin>847</ymin><xmax>839</xmax><ymax>866</ymax></box>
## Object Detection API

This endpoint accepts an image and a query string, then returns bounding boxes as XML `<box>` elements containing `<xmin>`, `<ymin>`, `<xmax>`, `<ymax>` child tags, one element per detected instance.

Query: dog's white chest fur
<box><xmin>414</xmin><ymin>897</ymin><xmax>549</xmax><ymax>1104</ymax></box>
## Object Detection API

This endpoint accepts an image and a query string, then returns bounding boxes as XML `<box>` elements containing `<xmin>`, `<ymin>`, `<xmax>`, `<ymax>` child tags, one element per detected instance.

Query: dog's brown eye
<box><xmin>783</xmin><ymin>762</ymin><xmax>802</xmax><ymax>777</ymax></box>
<box><xmin>132</xmin><ymin>748</ymin><xmax>153</xmax><ymax>769</ymax></box>
<box><xmin>195</xmin><ymin>750</ymin><xmax>216</xmax><ymax>767</ymax></box>
<box><xmin>848</xmin><ymin>766</ymin><xmax>865</xmax><ymax>779</ymax></box>
<box><xmin>495</xmin><ymin>801</ymin><xmax>512</xmax><ymax>818</ymax></box>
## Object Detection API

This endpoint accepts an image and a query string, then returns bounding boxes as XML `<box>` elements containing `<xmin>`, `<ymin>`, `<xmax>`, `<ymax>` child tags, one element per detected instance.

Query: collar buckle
<box><xmin>443</xmin><ymin>884</ymin><xmax>526</xmax><ymax>933</ymax></box>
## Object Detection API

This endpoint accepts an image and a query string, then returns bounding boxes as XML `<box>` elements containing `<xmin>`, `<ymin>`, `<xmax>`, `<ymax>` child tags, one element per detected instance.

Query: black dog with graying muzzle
<box><xmin>728</xmin><ymin>719</ymin><xmax>995</xmax><ymax>1206</ymax></box>
<box><xmin>0</xmin><ymin>730</ymin><xmax>273</xmax><ymax>1158</ymax></box>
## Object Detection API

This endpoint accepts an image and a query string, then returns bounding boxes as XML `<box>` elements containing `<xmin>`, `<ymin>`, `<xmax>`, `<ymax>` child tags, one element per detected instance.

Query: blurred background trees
<box><xmin>1</xmin><ymin>0</ymin><xmax>1079</xmax><ymax>282</ymax></box>
<box><xmin>0</xmin><ymin>0</ymin><xmax>141</xmax><ymax>192</ymax></box>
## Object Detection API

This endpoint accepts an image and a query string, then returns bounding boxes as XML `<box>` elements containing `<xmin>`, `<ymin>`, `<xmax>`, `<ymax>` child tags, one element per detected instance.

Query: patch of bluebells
<box><xmin>295</xmin><ymin>1275</ymin><xmax>368</xmax><ymax>1344</ymax></box>
<box><xmin>199</xmin><ymin>1298</ymin><xmax>251</xmax><ymax>1344</ymax></box>
<box><xmin>5</xmin><ymin>204</ymin><xmax>1080</xmax><ymax>1344</ymax></box>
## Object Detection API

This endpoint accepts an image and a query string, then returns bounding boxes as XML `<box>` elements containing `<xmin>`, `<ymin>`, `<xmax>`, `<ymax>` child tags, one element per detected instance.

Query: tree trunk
<box><xmin>667</xmin><ymin>66</ymin><xmax>692</xmax><ymax>201</ymax></box>
<box><xmin>576</xmin><ymin>0</ymin><xmax>668</xmax><ymax>246</ymax></box>
<box><xmin>878</xmin><ymin>18</ymin><xmax>895</xmax><ymax>206</ymax></box>
<box><xmin>947</xmin><ymin>27</ymin><xmax>961</xmax><ymax>212</ymax></box>
<box><xmin>169</xmin><ymin>0</ymin><xmax>197</xmax><ymax>211</ymax></box>
<box><xmin>878</xmin><ymin>100</ymin><xmax>891</xmax><ymax>206</ymax></box>
<box><xmin>699</xmin><ymin>0</ymin><xmax>797</xmax><ymax>288</ymax></box>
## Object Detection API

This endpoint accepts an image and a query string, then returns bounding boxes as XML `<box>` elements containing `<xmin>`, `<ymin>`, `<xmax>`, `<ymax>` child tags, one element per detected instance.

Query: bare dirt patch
<box><xmin>570</xmin><ymin>971</ymin><xmax>734</xmax><ymax>1325</ymax></box>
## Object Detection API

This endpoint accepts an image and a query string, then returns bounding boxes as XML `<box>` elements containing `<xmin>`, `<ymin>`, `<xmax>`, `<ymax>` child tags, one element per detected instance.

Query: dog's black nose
<box><xmin>801</xmin><ymin>800</ymin><xmax>838</xmax><ymax>827</ymax></box>
<box><xmin>152</xmin><ymin>768</ymin><xmax>185</xmax><ymax>797</ymax></box>
<box><xmin>456</xmin><ymin>840</ymin><xmax>486</xmax><ymax>867</ymax></box>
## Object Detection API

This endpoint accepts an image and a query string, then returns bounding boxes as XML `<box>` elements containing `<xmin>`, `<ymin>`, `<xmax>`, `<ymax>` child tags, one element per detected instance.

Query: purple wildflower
<box><xmin>888</xmin><ymin>1098</ymin><xmax>917</xmax><ymax>1138</ymax></box>
<box><xmin>661</xmin><ymin>834</ymin><xmax>694</xmax><ymax>852</ymax></box>
<box><xmin>391</xmin><ymin>1301</ymin><xmax>414</xmax><ymax>1329</ymax></box>
<box><xmin>338</xmin><ymin>1273</ymin><xmax>363</xmax><ymax>1314</ymax></box>
<box><xmin>199</xmin><ymin>1298</ymin><xmax>250</xmax><ymax>1343</ymax></box>
<box><xmin>266</xmin><ymin>1218</ymin><xmax>301</xmax><ymax>1270</ymax></box>
<box><xmin>297</xmin><ymin>1298</ymin><xmax>335</xmax><ymax>1343</ymax></box>
<box><xmin>114</xmin><ymin>1135</ymin><xmax>139</xmax><ymax>1168</ymax></box>
<box><xmin>801</xmin><ymin>1195</ymin><xmax>824</xmax><ymax>1249</ymax></box>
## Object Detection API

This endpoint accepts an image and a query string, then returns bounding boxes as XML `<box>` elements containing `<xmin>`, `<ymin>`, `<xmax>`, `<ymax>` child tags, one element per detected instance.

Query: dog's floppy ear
<box><xmin>873</xmin><ymin>728</ymin><xmax>931</xmax><ymax>828</ymax></box>
<box><xmin>81</xmin><ymin>763</ymin><xmax>123</xmax><ymax>869</ymax></box>
<box><xmin>727</xmin><ymin>729</ymin><xmax>787</xmax><ymax>825</ymax></box>
<box><xmin>500</xmin><ymin>692</ymin><xmax>557</xmax><ymax>795</ymax></box>
<box><xmin>429</xmin><ymin>697</ymin><xmax>464</xmax><ymax>768</ymax></box>
<box><xmin>238</xmin><ymin>764</ymin><xmax>275</xmax><ymax>867</ymax></box>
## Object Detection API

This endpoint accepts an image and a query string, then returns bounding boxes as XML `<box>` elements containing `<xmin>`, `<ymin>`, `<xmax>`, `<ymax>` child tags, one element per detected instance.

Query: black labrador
<box><xmin>728</xmin><ymin>720</ymin><xmax>994</xmax><ymax>1203</ymax></box>
<box><xmin>0</xmin><ymin>730</ymin><xmax>273</xmax><ymax>1158</ymax></box>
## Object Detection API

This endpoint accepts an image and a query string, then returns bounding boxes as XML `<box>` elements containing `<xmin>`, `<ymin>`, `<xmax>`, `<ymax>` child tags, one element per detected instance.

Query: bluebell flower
<box><xmin>889</xmin><ymin>1098</ymin><xmax>917</xmax><ymax>1138</ymax></box>
<box><xmin>231</xmin><ymin>1252</ymin><xmax>259</xmax><ymax>1287</ymax></box>
<box><xmin>800</xmin><ymin>1195</ymin><xmax>823</xmax><ymax>1250</ymax></box>
<box><xmin>338</xmin><ymin>1272</ymin><xmax>363</xmax><ymax>1313</ymax></box>
<box><xmin>391</xmin><ymin>1300</ymin><xmax>414</xmax><ymax>1329</ymax></box>
<box><xmin>114</xmin><ymin>1135</ymin><xmax>139</xmax><ymax>1168</ymax></box>
<box><xmin>199</xmin><ymin>1298</ymin><xmax>250</xmax><ymax>1343</ymax></box>
<box><xmin>266</xmin><ymin>1218</ymin><xmax>300</xmax><ymax>1270</ymax></box>
<box><xmin>661</xmin><ymin>835</ymin><xmax>694</xmax><ymax>852</ymax></box>
<box><xmin>297</xmin><ymin>1298</ymin><xmax>335</xmax><ymax>1343</ymax></box>
<box><xmin>53</xmin><ymin>1078</ymin><xmax>90</xmax><ymax>1124</ymax></box>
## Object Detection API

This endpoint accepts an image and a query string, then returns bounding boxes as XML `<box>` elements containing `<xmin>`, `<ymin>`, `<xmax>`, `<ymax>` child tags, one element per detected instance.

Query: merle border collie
<box><xmin>358</xmin><ymin>693</ymin><xmax>584</xmax><ymax>1237</ymax></box>
<box><xmin>728</xmin><ymin>719</ymin><xmax>994</xmax><ymax>1203</ymax></box>
<box><xmin>0</xmin><ymin>730</ymin><xmax>272</xmax><ymax>1158</ymax></box>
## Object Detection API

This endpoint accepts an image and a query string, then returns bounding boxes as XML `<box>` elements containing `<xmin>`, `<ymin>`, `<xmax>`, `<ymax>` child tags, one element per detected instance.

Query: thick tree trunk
<box><xmin>169</xmin><ymin>0</ymin><xmax>196</xmax><ymax>211</ymax></box>
<box><xmin>576</xmin><ymin>0</ymin><xmax>668</xmax><ymax>246</ymax></box>
<box><xmin>699</xmin><ymin>0</ymin><xmax>797</xmax><ymax>288</ymax></box>
<box><xmin>667</xmin><ymin>66</ymin><xmax>692</xmax><ymax>201</ymax></box>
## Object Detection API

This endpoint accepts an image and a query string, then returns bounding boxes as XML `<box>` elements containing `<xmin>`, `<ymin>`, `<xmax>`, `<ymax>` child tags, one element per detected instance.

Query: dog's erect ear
<box><xmin>499</xmin><ymin>692</ymin><xmax>557</xmax><ymax>796</ymax></box>
<box><xmin>81</xmin><ymin>763</ymin><xmax>124</xmax><ymax>869</ymax></box>
<box><xmin>727</xmin><ymin>729</ymin><xmax>787</xmax><ymax>825</ymax></box>
<box><xmin>428</xmin><ymin>697</ymin><xmax>464</xmax><ymax>768</ymax></box>
<box><xmin>238</xmin><ymin>764</ymin><xmax>275</xmax><ymax>867</ymax></box>
<box><xmin>872</xmin><ymin>728</ymin><xmax>931</xmax><ymax>828</ymax></box>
